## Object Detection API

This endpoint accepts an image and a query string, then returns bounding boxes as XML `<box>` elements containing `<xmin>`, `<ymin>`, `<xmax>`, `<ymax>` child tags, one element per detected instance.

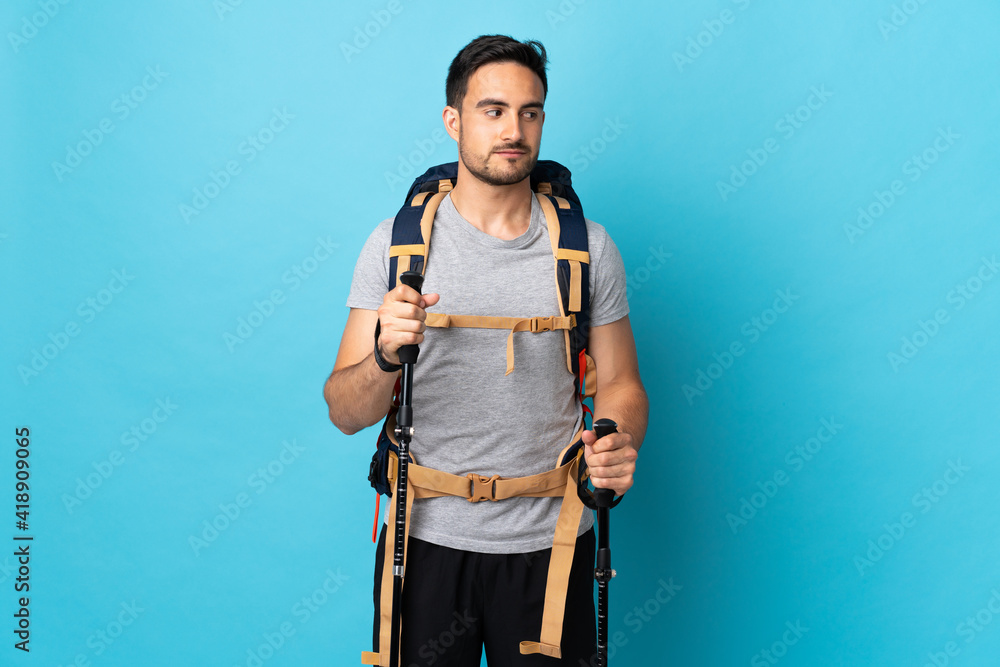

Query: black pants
<box><xmin>373</xmin><ymin>525</ymin><xmax>597</xmax><ymax>666</ymax></box>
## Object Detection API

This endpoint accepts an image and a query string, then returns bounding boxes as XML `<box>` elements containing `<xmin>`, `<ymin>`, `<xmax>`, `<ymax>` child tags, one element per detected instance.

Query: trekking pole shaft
<box><xmin>389</xmin><ymin>366</ymin><xmax>412</xmax><ymax>667</ymax></box>
<box><xmin>596</xmin><ymin>506</ymin><xmax>610</xmax><ymax>667</ymax></box>
<box><xmin>597</xmin><ymin>579</ymin><xmax>609</xmax><ymax>667</ymax></box>
<box><xmin>591</xmin><ymin>418</ymin><xmax>618</xmax><ymax>667</ymax></box>
<box><xmin>393</xmin><ymin>364</ymin><xmax>414</xmax><ymax>570</ymax></box>
<box><xmin>389</xmin><ymin>270</ymin><xmax>423</xmax><ymax>667</ymax></box>
<box><xmin>389</xmin><ymin>395</ymin><xmax>410</xmax><ymax>666</ymax></box>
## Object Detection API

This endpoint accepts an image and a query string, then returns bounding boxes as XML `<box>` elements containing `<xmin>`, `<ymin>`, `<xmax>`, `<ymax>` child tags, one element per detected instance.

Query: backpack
<box><xmin>362</xmin><ymin>160</ymin><xmax>598</xmax><ymax>665</ymax></box>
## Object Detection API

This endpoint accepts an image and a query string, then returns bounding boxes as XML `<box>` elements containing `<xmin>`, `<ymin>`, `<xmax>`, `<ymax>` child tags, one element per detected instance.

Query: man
<box><xmin>324</xmin><ymin>35</ymin><xmax>648</xmax><ymax>666</ymax></box>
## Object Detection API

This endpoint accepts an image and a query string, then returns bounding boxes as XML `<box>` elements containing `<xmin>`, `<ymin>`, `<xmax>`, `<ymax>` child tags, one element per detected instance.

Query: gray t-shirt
<box><xmin>347</xmin><ymin>191</ymin><xmax>629</xmax><ymax>553</ymax></box>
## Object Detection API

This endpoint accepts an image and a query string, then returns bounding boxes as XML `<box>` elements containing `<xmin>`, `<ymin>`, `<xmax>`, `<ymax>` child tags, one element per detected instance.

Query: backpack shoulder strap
<box><xmin>535</xmin><ymin>189</ymin><xmax>590</xmax><ymax>383</ymax></box>
<box><xmin>390</xmin><ymin>159</ymin><xmax>591</xmax><ymax>387</ymax></box>
<box><xmin>388</xmin><ymin>166</ymin><xmax>456</xmax><ymax>288</ymax></box>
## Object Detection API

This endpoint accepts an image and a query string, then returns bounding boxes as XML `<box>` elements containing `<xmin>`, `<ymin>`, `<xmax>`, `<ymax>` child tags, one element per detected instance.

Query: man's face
<box><xmin>451</xmin><ymin>62</ymin><xmax>545</xmax><ymax>186</ymax></box>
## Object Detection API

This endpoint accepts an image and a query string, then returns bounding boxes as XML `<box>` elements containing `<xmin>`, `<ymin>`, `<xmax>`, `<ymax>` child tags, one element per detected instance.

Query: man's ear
<box><xmin>443</xmin><ymin>106</ymin><xmax>460</xmax><ymax>142</ymax></box>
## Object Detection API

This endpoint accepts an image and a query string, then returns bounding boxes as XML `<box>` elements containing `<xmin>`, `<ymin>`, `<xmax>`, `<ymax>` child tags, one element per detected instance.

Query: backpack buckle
<box><xmin>531</xmin><ymin>317</ymin><xmax>553</xmax><ymax>333</ymax></box>
<box><xmin>467</xmin><ymin>474</ymin><xmax>500</xmax><ymax>502</ymax></box>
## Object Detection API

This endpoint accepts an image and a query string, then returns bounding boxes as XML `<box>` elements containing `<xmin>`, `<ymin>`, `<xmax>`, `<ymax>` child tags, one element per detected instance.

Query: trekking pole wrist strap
<box><xmin>373</xmin><ymin>321</ymin><xmax>402</xmax><ymax>373</ymax></box>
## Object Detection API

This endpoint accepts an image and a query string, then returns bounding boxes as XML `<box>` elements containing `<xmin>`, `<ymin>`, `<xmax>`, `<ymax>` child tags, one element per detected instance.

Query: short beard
<box><xmin>458</xmin><ymin>136</ymin><xmax>537</xmax><ymax>187</ymax></box>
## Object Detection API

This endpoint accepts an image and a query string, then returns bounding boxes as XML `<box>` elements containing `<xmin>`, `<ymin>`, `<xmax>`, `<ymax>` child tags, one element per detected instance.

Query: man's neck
<box><xmin>448</xmin><ymin>164</ymin><xmax>533</xmax><ymax>241</ymax></box>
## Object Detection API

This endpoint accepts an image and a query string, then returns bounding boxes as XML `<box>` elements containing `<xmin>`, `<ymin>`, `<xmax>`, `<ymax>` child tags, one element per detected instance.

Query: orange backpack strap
<box><xmin>388</xmin><ymin>190</ymin><xmax>445</xmax><ymax>288</ymax></box>
<box><xmin>424</xmin><ymin>313</ymin><xmax>576</xmax><ymax>375</ymax></box>
<box><xmin>535</xmin><ymin>191</ymin><xmax>591</xmax><ymax>389</ymax></box>
<box><xmin>365</xmin><ymin>427</ymin><xmax>588</xmax><ymax>665</ymax></box>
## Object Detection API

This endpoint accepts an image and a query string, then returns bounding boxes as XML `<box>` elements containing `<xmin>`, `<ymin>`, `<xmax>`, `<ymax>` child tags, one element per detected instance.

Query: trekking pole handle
<box><xmin>593</xmin><ymin>418</ymin><xmax>617</xmax><ymax>439</ymax></box>
<box><xmin>592</xmin><ymin>418</ymin><xmax>618</xmax><ymax>509</ymax></box>
<box><xmin>397</xmin><ymin>271</ymin><xmax>424</xmax><ymax>365</ymax></box>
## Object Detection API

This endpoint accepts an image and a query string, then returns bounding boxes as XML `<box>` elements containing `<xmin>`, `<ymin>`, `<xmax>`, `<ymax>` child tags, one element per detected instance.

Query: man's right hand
<box><xmin>376</xmin><ymin>283</ymin><xmax>440</xmax><ymax>365</ymax></box>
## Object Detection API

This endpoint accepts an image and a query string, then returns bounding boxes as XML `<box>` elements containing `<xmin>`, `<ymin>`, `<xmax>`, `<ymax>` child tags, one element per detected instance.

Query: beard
<box><xmin>458</xmin><ymin>136</ymin><xmax>538</xmax><ymax>186</ymax></box>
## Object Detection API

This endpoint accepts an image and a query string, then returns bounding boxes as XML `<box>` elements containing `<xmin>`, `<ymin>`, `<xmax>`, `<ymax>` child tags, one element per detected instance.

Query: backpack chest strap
<box><xmin>425</xmin><ymin>312</ymin><xmax>576</xmax><ymax>376</ymax></box>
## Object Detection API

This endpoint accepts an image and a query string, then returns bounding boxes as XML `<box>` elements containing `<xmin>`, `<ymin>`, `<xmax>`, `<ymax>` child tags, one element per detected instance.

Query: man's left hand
<box><xmin>582</xmin><ymin>427</ymin><xmax>637</xmax><ymax>497</ymax></box>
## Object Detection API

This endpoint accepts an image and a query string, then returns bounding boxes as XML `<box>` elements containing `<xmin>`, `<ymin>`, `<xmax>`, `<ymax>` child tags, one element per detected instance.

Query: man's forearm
<box><xmin>593</xmin><ymin>381</ymin><xmax>649</xmax><ymax>451</ymax></box>
<box><xmin>324</xmin><ymin>352</ymin><xmax>397</xmax><ymax>435</ymax></box>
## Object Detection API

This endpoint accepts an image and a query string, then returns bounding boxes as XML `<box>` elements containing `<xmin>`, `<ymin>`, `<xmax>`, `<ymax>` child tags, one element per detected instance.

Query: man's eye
<box><xmin>524</xmin><ymin>111</ymin><xmax>538</xmax><ymax>119</ymax></box>
<box><xmin>486</xmin><ymin>109</ymin><xmax>501</xmax><ymax>117</ymax></box>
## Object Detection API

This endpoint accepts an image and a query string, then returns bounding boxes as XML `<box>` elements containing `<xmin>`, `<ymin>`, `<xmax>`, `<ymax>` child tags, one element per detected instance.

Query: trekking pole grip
<box><xmin>592</xmin><ymin>419</ymin><xmax>618</xmax><ymax>508</ymax></box>
<box><xmin>398</xmin><ymin>271</ymin><xmax>424</xmax><ymax>365</ymax></box>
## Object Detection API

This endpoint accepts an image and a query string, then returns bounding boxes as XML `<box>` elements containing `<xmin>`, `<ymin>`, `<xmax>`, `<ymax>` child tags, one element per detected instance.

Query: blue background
<box><xmin>3</xmin><ymin>1</ymin><xmax>999</xmax><ymax>665</ymax></box>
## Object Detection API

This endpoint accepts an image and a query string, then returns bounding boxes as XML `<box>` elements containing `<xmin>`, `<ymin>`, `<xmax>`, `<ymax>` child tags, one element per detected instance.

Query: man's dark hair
<box><xmin>446</xmin><ymin>35</ymin><xmax>548</xmax><ymax>112</ymax></box>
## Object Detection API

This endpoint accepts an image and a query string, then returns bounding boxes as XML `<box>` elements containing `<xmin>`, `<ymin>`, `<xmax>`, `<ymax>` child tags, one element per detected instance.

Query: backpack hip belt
<box><xmin>362</xmin><ymin>422</ymin><xmax>589</xmax><ymax>666</ymax></box>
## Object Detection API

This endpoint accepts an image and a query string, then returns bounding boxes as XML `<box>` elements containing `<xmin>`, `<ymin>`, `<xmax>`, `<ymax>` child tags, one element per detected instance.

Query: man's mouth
<box><xmin>494</xmin><ymin>148</ymin><xmax>526</xmax><ymax>158</ymax></box>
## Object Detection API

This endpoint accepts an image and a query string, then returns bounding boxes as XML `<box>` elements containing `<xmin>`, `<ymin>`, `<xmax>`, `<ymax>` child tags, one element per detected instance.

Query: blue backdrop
<box><xmin>4</xmin><ymin>1</ymin><xmax>999</xmax><ymax>665</ymax></box>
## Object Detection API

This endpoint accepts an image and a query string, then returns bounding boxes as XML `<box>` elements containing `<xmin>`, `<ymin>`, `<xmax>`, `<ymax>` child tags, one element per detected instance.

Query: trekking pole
<box><xmin>388</xmin><ymin>270</ymin><xmax>424</xmax><ymax>667</ymax></box>
<box><xmin>579</xmin><ymin>418</ymin><xmax>625</xmax><ymax>667</ymax></box>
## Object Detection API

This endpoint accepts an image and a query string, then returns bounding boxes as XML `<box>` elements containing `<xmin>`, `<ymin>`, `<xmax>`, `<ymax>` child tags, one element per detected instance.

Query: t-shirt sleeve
<box><xmin>346</xmin><ymin>218</ymin><xmax>394</xmax><ymax>310</ymax></box>
<box><xmin>586</xmin><ymin>219</ymin><xmax>630</xmax><ymax>327</ymax></box>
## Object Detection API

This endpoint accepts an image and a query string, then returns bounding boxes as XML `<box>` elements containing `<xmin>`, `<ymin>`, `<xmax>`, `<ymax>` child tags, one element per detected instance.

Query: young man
<box><xmin>324</xmin><ymin>35</ymin><xmax>648</xmax><ymax>666</ymax></box>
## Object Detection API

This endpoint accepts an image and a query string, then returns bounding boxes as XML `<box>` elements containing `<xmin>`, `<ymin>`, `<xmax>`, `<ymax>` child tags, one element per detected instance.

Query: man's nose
<box><xmin>500</xmin><ymin>114</ymin><xmax>524</xmax><ymax>143</ymax></box>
